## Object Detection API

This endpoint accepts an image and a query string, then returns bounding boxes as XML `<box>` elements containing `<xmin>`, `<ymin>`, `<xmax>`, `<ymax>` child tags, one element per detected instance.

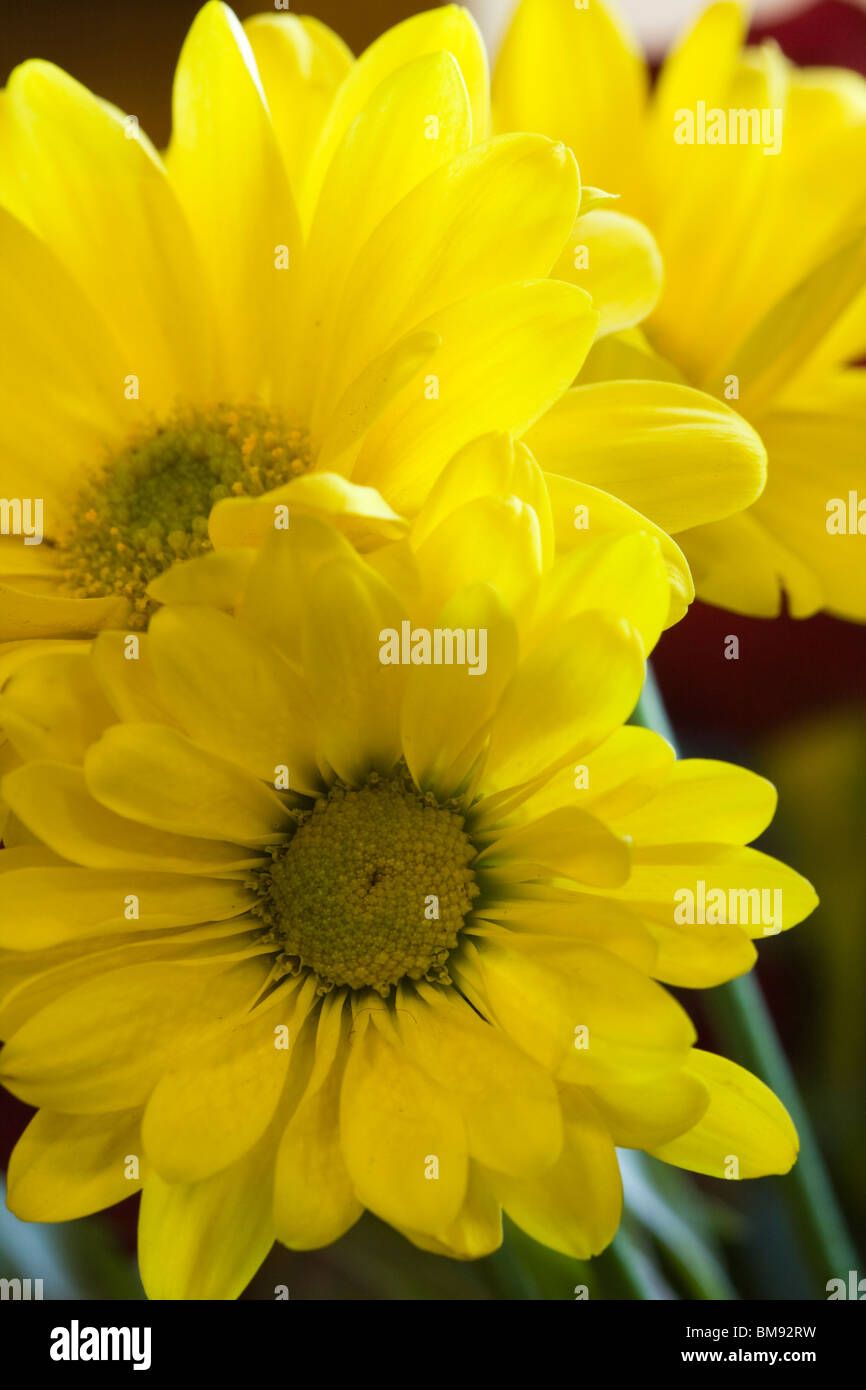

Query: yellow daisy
<box><xmin>0</xmin><ymin>490</ymin><xmax>816</xmax><ymax>1298</ymax></box>
<box><xmin>0</xmin><ymin>1</ymin><xmax>768</xmax><ymax>648</ymax></box>
<box><xmin>495</xmin><ymin>0</ymin><xmax>866</xmax><ymax>619</ymax></box>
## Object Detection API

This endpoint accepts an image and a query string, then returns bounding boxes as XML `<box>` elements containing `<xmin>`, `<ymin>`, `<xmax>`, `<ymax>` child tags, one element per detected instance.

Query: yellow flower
<box><xmin>495</xmin><ymin>0</ymin><xmax>866</xmax><ymax>619</ymax></box>
<box><xmin>0</xmin><ymin>489</ymin><xmax>816</xmax><ymax>1298</ymax></box>
<box><xmin>0</xmin><ymin>1</ymin><xmax>767</xmax><ymax>647</ymax></box>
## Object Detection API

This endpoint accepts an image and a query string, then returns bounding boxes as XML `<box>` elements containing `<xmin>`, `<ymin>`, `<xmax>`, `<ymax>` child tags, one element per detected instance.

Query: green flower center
<box><xmin>252</xmin><ymin>769</ymin><xmax>479</xmax><ymax>996</ymax></box>
<box><xmin>60</xmin><ymin>403</ymin><xmax>309</xmax><ymax>627</ymax></box>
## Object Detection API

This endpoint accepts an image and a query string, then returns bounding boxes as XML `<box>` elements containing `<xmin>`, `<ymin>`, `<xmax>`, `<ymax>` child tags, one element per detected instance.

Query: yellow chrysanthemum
<box><xmin>0</xmin><ymin>484</ymin><xmax>816</xmax><ymax>1298</ymax></box>
<box><xmin>495</xmin><ymin>0</ymin><xmax>866</xmax><ymax>619</ymax></box>
<box><xmin>0</xmin><ymin>0</ymin><xmax>769</xmax><ymax>650</ymax></box>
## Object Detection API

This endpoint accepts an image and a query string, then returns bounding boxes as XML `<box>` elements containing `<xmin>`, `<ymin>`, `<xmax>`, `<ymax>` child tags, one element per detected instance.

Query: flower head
<box><xmin>496</xmin><ymin>0</ymin><xmax>866</xmax><ymax>619</ymax></box>
<box><xmin>0</xmin><ymin>492</ymin><xmax>816</xmax><ymax>1297</ymax></box>
<box><xmin>0</xmin><ymin>2</ymin><xmax>768</xmax><ymax>647</ymax></box>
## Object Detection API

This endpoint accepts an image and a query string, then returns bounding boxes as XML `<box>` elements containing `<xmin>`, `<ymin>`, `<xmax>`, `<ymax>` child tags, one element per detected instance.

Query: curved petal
<box><xmin>7</xmin><ymin>1108</ymin><xmax>144</xmax><ymax>1221</ymax></box>
<box><xmin>526</xmin><ymin>380</ymin><xmax>768</xmax><ymax>535</ymax></box>
<box><xmin>648</xmin><ymin>1049</ymin><xmax>798</xmax><ymax>1179</ymax></box>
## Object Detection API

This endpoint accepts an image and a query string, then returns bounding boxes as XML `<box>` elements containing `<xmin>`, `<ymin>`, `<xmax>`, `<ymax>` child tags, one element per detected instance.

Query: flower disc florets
<box><xmin>252</xmin><ymin>767</ymin><xmax>479</xmax><ymax>996</ymax></box>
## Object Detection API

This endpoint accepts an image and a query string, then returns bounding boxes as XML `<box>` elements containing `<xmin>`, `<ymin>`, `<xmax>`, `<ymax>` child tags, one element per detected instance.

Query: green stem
<box><xmin>633</xmin><ymin>663</ymin><xmax>860</xmax><ymax>1287</ymax></box>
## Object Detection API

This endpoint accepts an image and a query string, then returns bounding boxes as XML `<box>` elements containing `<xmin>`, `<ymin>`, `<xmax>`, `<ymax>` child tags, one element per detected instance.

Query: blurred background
<box><xmin>0</xmin><ymin>0</ymin><xmax>864</xmax><ymax>1299</ymax></box>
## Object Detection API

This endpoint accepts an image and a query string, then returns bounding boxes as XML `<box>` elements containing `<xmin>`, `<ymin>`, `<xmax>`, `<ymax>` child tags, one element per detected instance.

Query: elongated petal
<box><xmin>274</xmin><ymin>1028</ymin><xmax>363</xmax><ymax>1249</ymax></box>
<box><xmin>0</xmin><ymin>866</ymin><xmax>252</xmax><ymax>949</ymax></box>
<box><xmin>483</xmin><ymin>610</ymin><xmax>645</xmax><ymax>794</ymax></box>
<box><xmin>553</xmin><ymin>208</ymin><xmax>662</xmax><ymax>338</ymax></box>
<box><xmin>0</xmin><ymin>957</ymin><xmax>270</xmax><ymax>1112</ymax></box>
<box><xmin>610</xmin><ymin>760</ymin><xmax>778</xmax><ymax>845</ymax></box>
<box><xmin>397</xmin><ymin>987</ymin><xmax>563</xmax><ymax>1178</ymax></box>
<box><xmin>355</xmin><ymin>281</ymin><xmax>598</xmax><ymax>513</ymax></box>
<box><xmin>401</xmin><ymin>585</ymin><xmax>519</xmax><ymax>799</ymax></box>
<box><xmin>649</xmin><ymin>1050</ymin><xmax>798</xmax><ymax>1178</ymax></box>
<box><xmin>7</xmin><ymin>1109</ymin><xmax>144</xmax><ymax>1221</ymax></box>
<box><xmin>324</xmin><ymin>134</ymin><xmax>580</xmax><ymax>407</ymax></box>
<box><xmin>166</xmin><ymin>0</ymin><xmax>300</xmax><ymax>401</ymax></box>
<box><xmin>2</xmin><ymin>762</ymin><xmax>263</xmax><ymax>873</ymax></box>
<box><xmin>147</xmin><ymin>605</ymin><xmax>322</xmax><ymax>795</ymax></box>
<box><xmin>84</xmin><ymin>723</ymin><xmax>292</xmax><ymax>844</ymax></box>
<box><xmin>3</xmin><ymin>60</ymin><xmax>214</xmax><ymax>408</ymax></box>
<box><xmin>493</xmin><ymin>0</ymin><xmax>646</xmax><ymax>198</ymax></box>
<box><xmin>339</xmin><ymin>1016</ymin><xmax>468</xmax><ymax>1236</ymax></box>
<box><xmin>302</xmin><ymin>557</ymin><xmax>407</xmax><ymax>783</ymax></box>
<box><xmin>527</xmin><ymin>381</ymin><xmax>768</xmax><ymax>534</ymax></box>
<box><xmin>142</xmin><ymin>994</ymin><xmax>298</xmax><ymax>1182</ymax></box>
<box><xmin>138</xmin><ymin>1131</ymin><xmax>276</xmax><ymax>1299</ymax></box>
<box><xmin>486</xmin><ymin>1087</ymin><xmax>623</xmax><ymax>1260</ymax></box>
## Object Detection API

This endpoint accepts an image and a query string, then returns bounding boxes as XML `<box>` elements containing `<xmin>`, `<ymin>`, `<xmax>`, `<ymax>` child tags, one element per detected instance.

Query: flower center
<box><xmin>252</xmin><ymin>768</ymin><xmax>479</xmax><ymax>996</ymax></box>
<box><xmin>60</xmin><ymin>403</ymin><xmax>310</xmax><ymax>627</ymax></box>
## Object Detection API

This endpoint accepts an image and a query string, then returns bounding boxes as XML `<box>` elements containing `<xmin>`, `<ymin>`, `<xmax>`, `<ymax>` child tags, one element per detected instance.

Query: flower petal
<box><xmin>7</xmin><ymin>1108</ymin><xmax>144</xmax><ymax>1221</ymax></box>
<box><xmin>339</xmin><ymin>1014</ymin><xmax>468</xmax><ymax>1236</ymax></box>
<box><xmin>648</xmin><ymin>1049</ymin><xmax>798</xmax><ymax>1179</ymax></box>
<box><xmin>527</xmin><ymin>380</ymin><xmax>768</xmax><ymax>534</ymax></box>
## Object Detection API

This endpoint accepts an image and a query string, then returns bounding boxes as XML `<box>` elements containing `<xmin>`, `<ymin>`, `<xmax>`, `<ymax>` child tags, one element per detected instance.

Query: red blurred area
<box><xmin>752</xmin><ymin>0</ymin><xmax>866</xmax><ymax>75</ymax></box>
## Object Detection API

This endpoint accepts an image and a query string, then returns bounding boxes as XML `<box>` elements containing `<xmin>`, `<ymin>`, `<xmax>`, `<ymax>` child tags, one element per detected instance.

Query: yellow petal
<box><xmin>7</xmin><ymin>1108</ymin><xmax>144</xmax><ymax>1221</ymax></box>
<box><xmin>483</xmin><ymin>610</ymin><xmax>645</xmax><ymax>794</ymax></box>
<box><xmin>147</xmin><ymin>547</ymin><xmax>256</xmax><ymax>611</ymax></box>
<box><xmin>747</xmin><ymin>372</ymin><xmax>866</xmax><ymax>621</ymax></box>
<box><xmin>527</xmin><ymin>380</ymin><xmax>768</xmax><ymax>534</ymax></box>
<box><xmin>0</xmin><ymin>648</ymin><xmax>116</xmax><ymax>762</ymax></box>
<box><xmin>3</xmin><ymin>60</ymin><xmax>215</xmax><ymax>408</ymax></box>
<box><xmin>274</xmin><ymin>1023</ymin><xmax>363</xmax><ymax>1250</ymax></box>
<box><xmin>649</xmin><ymin>1049</ymin><xmax>798</xmax><ymax>1178</ymax></box>
<box><xmin>0</xmin><ymin>957</ymin><xmax>270</xmax><ymax>1112</ymax></box>
<box><xmin>0</xmin><ymin>208</ymin><xmax>126</xmax><ymax>502</ymax></box>
<box><xmin>0</xmin><ymin>865</ymin><xmax>252</xmax><ymax>950</ymax></box>
<box><xmin>530</xmin><ymin>532</ymin><xmax>671</xmax><ymax>657</ymax></box>
<box><xmin>324</xmin><ymin>134</ymin><xmax>580</xmax><ymax>406</ymax></box>
<box><xmin>243</xmin><ymin>13</ymin><xmax>352</xmax><ymax>218</ymax></box>
<box><xmin>478</xmin><ymin>807</ymin><xmax>630</xmax><ymax>890</ymax></box>
<box><xmin>355</xmin><ymin>281</ymin><xmax>598</xmax><ymax>513</ymax></box>
<box><xmin>310</xmin><ymin>5</ymin><xmax>489</xmax><ymax>204</ymax></box>
<box><xmin>147</xmin><ymin>604</ymin><xmax>322</xmax><ymax>795</ymax></box>
<box><xmin>486</xmin><ymin>1087</ymin><xmax>622</xmax><ymax>1260</ymax></box>
<box><xmin>166</xmin><ymin>0</ymin><xmax>300</xmax><ymax>401</ymax></box>
<box><xmin>138</xmin><ymin>1129</ymin><xmax>276</xmax><ymax>1299</ymax></box>
<box><xmin>302</xmin><ymin>557</ymin><xmax>407</xmax><ymax>783</ymax></box>
<box><xmin>414</xmin><ymin>495</ymin><xmax>543</xmax><ymax>621</ymax></box>
<box><xmin>472</xmin><ymin>899</ymin><xmax>656</xmax><ymax>974</ymax></box>
<box><xmin>397</xmin><ymin>986</ymin><xmax>563</xmax><ymax>1178</ymax></box>
<box><xmin>513</xmin><ymin>724</ymin><xmax>673</xmax><ymax>827</ymax></box>
<box><xmin>84</xmin><ymin>723</ymin><xmax>292</xmax><ymax>844</ymax></box>
<box><xmin>2</xmin><ymin>761</ymin><xmax>263</xmax><ymax>873</ymax></box>
<box><xmin>142</xmin><ymin>990</ymin><xmax>302</xmax><ymax>1182</ymax></box>
<box><xmin>0</xmin><ymin>583</ymin><xmax>128</xmax><ymax>644</ymax></box>
<box><xmin>208</xmin><ymin>475</ymin><xmax>406</xmax><ymax>552</ymax></box>
<box><xmin>553</xmin><ymin>208</ymin><xmax>662</xmax><ymax>338</ymax></box>
<box><xmin>339</xmin><ymin>1015</ymin><xmax>468</xmax><ymax>1236</ymax></box>
<box><xmin>544</xmin><ymin>471</ymin><xmax>694</xmax><ymax>628</ymax></box>
<box><xmin>613</xmin><ymin>843</ymin><xmax>819</xmax><ymax>939</ymax></box>
<box><xmin>401</xmin><ymin>584</ymin><xmax>519</xmax><ymax>799</ymax></box>
<box><xmin>493</xmin><ymin>0</ymin><xmax>646</xmax><ymax>200</ymax></box>
<box><xmin>314</xmin><ymin>331</ymin><xmax>440</xmax><ymax>479</ymax></box>
<box><xmin>590</xmin><ymin>1069</ymin><xmax>710</xmax><ymax>1150</ymax></box>
<box><xmin>300</xmin><ymin>50</ymin><xmax>472</xmax><ymax>417</ymax></box>
<box><xmin>399</xmin><ymin>1162</ymin><xmax>502</xmax><ymax>1259</ymax></box>
<box><xmin>610</xmin><ymin>760</ymin><xmax>778</xmax><ymax>845</ymax></box>
<box><xmin>456</xmin><ymin>938</ymin><xmax>694</xmax><ymax>1084</ymax></box>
